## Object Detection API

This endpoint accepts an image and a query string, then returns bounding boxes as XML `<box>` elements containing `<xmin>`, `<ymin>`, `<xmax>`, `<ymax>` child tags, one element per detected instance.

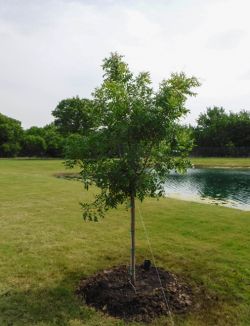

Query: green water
<box><xmin>164</xmin><ymin>168</ymin><xmax>250</xmax><ymax>210</ymax></box>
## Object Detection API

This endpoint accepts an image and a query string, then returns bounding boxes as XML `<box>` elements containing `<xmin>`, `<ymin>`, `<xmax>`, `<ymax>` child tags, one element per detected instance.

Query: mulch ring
<box><xmin>76</xmin><ymin>264</ymin><xmax>194</xmax><ymax>323</ymax></box>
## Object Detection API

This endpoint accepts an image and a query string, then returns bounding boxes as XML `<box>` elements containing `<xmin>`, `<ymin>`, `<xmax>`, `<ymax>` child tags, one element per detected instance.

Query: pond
<box><xmin>164</xmin><ymin>168</ymin><xmax>250</xmax><ymax>211</ymax></box>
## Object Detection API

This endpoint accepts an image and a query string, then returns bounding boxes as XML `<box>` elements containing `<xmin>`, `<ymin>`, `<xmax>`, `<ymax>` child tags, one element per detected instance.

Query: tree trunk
<box><xmin>130</xmin><ymin>194</ymin><xmax>136</xmax><ymax>286</ymax></box>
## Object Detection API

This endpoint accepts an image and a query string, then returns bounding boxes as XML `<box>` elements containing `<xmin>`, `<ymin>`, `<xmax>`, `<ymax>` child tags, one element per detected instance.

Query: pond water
<box><xmin>164</xmin><ymin>168</ymin><xmax>250</xmax><ymax>211</ymax></box>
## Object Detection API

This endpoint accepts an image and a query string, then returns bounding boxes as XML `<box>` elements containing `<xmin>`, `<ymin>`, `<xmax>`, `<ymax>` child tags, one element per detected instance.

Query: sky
<box><xmin>0</xmin><ymin>0</ymin><xmax>250</xmax><ymax>128</ymax></box>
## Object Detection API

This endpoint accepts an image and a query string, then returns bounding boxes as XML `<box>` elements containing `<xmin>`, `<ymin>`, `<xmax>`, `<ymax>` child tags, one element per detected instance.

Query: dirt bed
<box><xmin>76</xmin><ymin>265</ymin><xmax>194</xmax><ymax>323</ymax></box>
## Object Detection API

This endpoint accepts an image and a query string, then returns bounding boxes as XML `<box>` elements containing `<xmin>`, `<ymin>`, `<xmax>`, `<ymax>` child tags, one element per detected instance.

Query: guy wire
<box><xmin>137</xmin><ymin>203</ymin><xmax>175</xmax><ymax>326</ymax></box>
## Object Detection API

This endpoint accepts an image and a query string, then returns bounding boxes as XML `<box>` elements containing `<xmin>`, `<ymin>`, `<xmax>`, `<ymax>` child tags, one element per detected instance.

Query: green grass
<box><xmin>191</xmin><ymin>157</ymin><xmax>250</xmax><ymax>168</ymax></box>
<box><xmin>0</xmin><ymin>159</ymin><xmax>250</xmax><ymax>325</ymax></box>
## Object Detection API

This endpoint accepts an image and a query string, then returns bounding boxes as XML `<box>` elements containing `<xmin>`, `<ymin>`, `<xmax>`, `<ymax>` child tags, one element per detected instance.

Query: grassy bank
<box><xmin>191</xmin><ymin>157</ymin><xmax>250</xmax><ymax>168</ymax></box>
<box><xmin>0</xmin><ymin>160</ymin><xmax>250</xmax><ymax>325</ymax></box>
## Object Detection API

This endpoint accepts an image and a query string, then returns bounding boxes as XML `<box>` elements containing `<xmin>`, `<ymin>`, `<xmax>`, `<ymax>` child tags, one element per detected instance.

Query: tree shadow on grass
<box><xmin>0</xmin><ymin>270</ymin><xmax>106</xmax><ymax>326</ymax></box>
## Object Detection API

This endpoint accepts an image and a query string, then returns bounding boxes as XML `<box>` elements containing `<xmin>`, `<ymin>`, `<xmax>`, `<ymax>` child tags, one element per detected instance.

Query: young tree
<box><xmin>66</xmin><ymin>53</ymin><xmax>200</xmax><ymax>285</ymax></box>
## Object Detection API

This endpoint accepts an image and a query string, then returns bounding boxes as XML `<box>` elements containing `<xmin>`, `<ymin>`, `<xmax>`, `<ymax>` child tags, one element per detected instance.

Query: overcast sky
<box><xmin>1</xmin><ymin>0</ymin><xmax>250</xmax><ymax>128</ymax></box>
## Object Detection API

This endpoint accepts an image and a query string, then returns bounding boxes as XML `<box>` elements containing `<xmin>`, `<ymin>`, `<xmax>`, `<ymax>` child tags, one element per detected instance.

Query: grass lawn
<box><xmin>0</xmin><ymin>159</ymin><xmax>250</xmax><ymax>325</ymax></box>
<box><xmin>191</xmin><ymin>157</ymin><xmax>250</xmax><ymax>168</ymax></box>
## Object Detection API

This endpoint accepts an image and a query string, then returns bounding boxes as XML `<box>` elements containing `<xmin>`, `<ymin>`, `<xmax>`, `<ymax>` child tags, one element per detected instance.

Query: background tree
<box><xmin>42</xmin><ymin>124</ymin><xmax>65</xmax><ymax>157</ymax></box>
<box><xmin>66</xmin><ymin>53</ymin><xmax>200</xmax><ymax>285</ymax></box>
<box><xmin>22</xmin><ymin>124</ymin><xmax>65</xmax><ymax>157</ymax></box>
<box><xmin>0</xmin><ymin>113</ymin><xmax>23</xmax><ymax>157</ymax></box>
<box><xmin>21</xmin><ymin>134</ymin><xmax>47</xmax><ymax>157</ymax></box>
<box><xmin>52</xmin><ymin>97</ymin><xmax>94</xmax><ymax>135</ymax></box>
<box><xmin>227</xmin><ymin>110</ymin><xmax>250</xmax><ymax>148</ymax></box>
<box><xmin>194</xmin><ymin>106</ymin><xmax>229</xmax><ymax>147</ymax></box>
<box><xmin>193</xmin><ymin>107</ymin><xmax>250</xmax><ymax>156</ymax></box>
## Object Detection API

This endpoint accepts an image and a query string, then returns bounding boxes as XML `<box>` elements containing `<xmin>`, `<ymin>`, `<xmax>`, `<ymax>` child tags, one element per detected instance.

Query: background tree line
<box><xmin>0</xmin><ymin>97</ymin><xmax>93</xmax><ymax>157</ymax></box>
<box><xmin>0</xmin><ymin>101</ymin><xmax>249</xmax><ymax>158</ymax></box>
<box><xmin>190</xmin><ymin>106</ymin><xmax>250</xmax><ymax>157</ymax></box>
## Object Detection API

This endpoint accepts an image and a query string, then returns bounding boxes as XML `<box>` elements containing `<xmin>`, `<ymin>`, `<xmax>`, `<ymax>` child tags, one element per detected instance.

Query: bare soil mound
<box><xmin>76</xmin><ymin>265</ymin><xmax>193</xmax><ymax>323</ymax></box>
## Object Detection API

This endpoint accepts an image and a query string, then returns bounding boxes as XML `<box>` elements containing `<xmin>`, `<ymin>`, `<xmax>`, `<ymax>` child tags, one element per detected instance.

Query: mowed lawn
<box><xmin>0</xmin><ymin>160</ymin><xmax>250</xmax><ymax>326</ymax></box>
<box><xmin>191</xmin><ymin>157</ymin><xmax>250</xmax><ymax>168</ymax></box>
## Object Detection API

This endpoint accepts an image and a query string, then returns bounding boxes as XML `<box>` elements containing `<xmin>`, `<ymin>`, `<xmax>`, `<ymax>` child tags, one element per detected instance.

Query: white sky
<box><xmin>1</xmin><ymin>0</ymin><xmax>250</xmax><ymax>128</ymax></box>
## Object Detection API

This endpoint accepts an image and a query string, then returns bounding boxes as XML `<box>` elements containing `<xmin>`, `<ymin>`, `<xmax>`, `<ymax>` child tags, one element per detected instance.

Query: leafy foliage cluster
<box><xmin>22</xmin><ymin>124</ymin><xmax>65</xmax><ymax>157</ymax></box>
<box><xmin>0</xmin><ymin>113</ymin><xmax>23</xmax><ymax>157</ymax></box>
<box><xmin>64</xmin><ymin>53</ymin><xmax>200</xmax><ymax>220</ymax></box>
<box><xmin>52</xmin><ymin>97</ymin><xmax>94</xmax><ymax>135</ymax></box>
<box><xmin>0</xmin><ymin>115</ymin><xmax>66</xmax><ymax>157</ymax></box>
<box><xmin>192</xmin><ymin>107</ymin><xmax>250</xmax><ymax>156</ymax></box>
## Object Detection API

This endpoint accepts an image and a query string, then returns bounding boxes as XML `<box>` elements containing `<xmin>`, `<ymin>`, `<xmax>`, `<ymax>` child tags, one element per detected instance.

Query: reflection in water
<box><xmin>164</xmin><ymin>168</ymin><xmax>250</xmax><ymax>210</ymax></box>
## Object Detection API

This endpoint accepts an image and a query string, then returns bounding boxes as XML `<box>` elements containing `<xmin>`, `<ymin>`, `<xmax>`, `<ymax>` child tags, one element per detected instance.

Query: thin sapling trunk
<box><xmin>130</xmin><ymin>194</ymin><xmax>136</xmax><ymax>286</ymax></box>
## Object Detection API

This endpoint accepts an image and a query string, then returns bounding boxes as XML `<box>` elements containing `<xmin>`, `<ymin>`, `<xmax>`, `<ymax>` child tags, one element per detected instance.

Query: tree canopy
<box><xmin>0</xmin><ymin>113</ymin><xmax>23</xmax><ymax>157</ymax></box>
<box><xmin>52</xmin><ymin>97</ymin><xmax>94</xmax><ymax>135</ymax></box>
<box><xmin>193</xmin><ymin>107</ymin><xmax>250</xmax><ymax>156</ymax></box>
<box><xmin>65</xmin><ymin>53</ymin><xmax>200</xmax><ymax>218</ymax></box>
<box><xmin>23</xmin><ymin>124</ymin><xmax>65</xmax><ymax>157</ymax></box>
